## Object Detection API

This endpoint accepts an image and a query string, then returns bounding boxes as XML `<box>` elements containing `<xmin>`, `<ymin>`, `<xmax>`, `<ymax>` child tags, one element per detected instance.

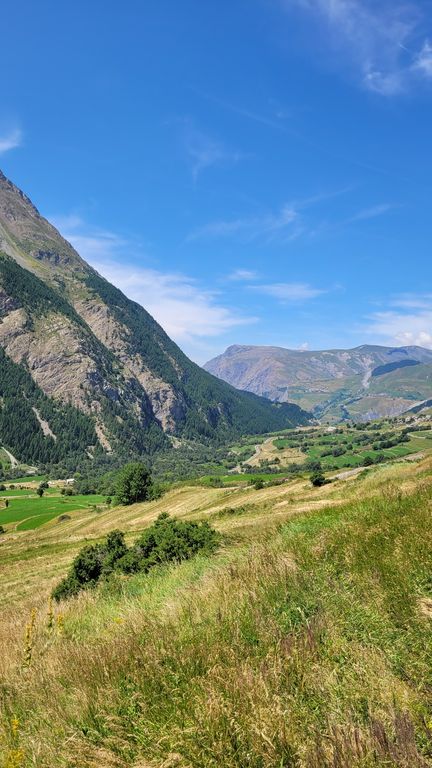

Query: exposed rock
<box><xmin>76</xmin><ymin>298</ymin><xmax>187</xmax><ymax>432</ymax></box>
<box><xmin>0</xmin><ymin>168</ymin><xmax>312</xmax><ymax>464</ymax></box>
<box><xmin>32</xmin><ymin>407</ymin><xmax>57</xmax><ymax>440</ymax></box>
<box><xmin>0</xmin><ymin>309</ymin><xmax>99</xmax><ymax>410</ymax></box>
<box><xmin>205</xmin><ymin>344</ymin><xmax>432</xmax><ymax>422</ymax></box>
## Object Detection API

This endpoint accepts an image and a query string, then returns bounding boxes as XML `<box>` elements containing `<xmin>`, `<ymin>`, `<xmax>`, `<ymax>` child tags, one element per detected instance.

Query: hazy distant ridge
<box><xmin>205</xmin><ymin>344</ymin><xmax>432</xmax><ymax>422</ymax></box>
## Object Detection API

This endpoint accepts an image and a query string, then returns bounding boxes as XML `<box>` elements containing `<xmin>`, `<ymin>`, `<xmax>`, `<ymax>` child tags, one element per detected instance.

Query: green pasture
<box><xmin>0</xmin><ymin>493</ymin><xmax>105</xmax><ymax>531</ymax></box>
<box><xmin>3</xmin><ymin>474</ymin><xmax>46</xmax><ymax>484</ymax></box>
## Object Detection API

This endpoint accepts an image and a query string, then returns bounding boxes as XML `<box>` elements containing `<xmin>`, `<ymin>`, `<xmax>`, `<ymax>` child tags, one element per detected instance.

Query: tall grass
<box><xmin>1</xmin><ymin>468</ymin><xmax>431</xmax><ymax>766</ymax></box>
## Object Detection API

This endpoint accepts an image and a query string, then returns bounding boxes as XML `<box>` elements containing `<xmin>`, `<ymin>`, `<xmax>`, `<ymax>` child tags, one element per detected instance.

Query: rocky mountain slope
<box><xmin>0</xmin><ymin>170</ymin><xmax>311</xmax><ymax>468</ymax></box>
<box><xmin>204</xmin><ymin>344</ymin><xmax>432</xmax><ymax>422</ymax></box>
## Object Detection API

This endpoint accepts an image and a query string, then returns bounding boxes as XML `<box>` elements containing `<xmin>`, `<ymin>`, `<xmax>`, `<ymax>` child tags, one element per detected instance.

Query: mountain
<box><xmin>204</xmin><ymin>344</ymin><xmax>432</xmax><ymax>422</ymax></box>
<box><xmin>0</xmin><ymin>170</ymin><xmax>311</xmax><ymax>470</ymax></box>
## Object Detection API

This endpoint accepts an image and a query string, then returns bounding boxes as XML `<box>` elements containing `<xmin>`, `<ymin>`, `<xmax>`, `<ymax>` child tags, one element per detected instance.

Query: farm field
<box><xmin>2</xmin><ymin>474</ymin><xmax>46</xmax><ymax>485</ymax></box>
<box><xmin>269</xmin><ymin>426</ymin><xmax>432</xmax><ymax>470</ymax></box>
<box><xmin>0</xmin><ymin>492</ymin><xmax>105</xmax><ymax>531</ymax></box>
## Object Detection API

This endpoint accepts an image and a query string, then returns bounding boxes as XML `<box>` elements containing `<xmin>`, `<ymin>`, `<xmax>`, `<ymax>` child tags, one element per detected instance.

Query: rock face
<box><xmin>205</xmin><ymin>344</ymin><xmax>432</xmax><ymax>422</ymax></box>
<box><xmin>0</xmin><ymin>170</ymin><xmax>312</xmax><ymax>464</ymax></box>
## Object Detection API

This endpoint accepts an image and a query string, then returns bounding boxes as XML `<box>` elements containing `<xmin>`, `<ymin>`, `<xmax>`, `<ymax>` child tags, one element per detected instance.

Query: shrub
<box><xmin>208</xmin><ymin>477</ymin><xmax>223</xmax><ymax>488</ymax></box>
<box><xmin>310</xmin><ymin>470</ymin><xmax>326</xmax><ymax>487</ymax></box>
<box><xmin>52</xmin><ymin>514</ymin><xmax>220</xmax><ymax>600</ymax></box>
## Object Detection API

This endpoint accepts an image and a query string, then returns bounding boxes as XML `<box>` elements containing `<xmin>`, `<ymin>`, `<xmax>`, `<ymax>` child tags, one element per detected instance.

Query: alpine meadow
<box><xmin>1</xmin><ymin>2</ymin><xmax>432</xmax><ymax>767</ymax></box>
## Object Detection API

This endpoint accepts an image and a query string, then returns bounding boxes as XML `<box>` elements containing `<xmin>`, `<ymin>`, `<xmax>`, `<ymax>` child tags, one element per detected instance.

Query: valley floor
<box><xmin>1</xmin><ymin>456</ymin><xmax>432</xmax><ymax>767</ymax></box>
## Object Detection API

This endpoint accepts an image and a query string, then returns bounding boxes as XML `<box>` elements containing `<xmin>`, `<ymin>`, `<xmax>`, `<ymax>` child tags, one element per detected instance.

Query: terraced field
<box><xmin>270</xmin><ymin>426</ymin><xmax>432</xmax><ymax>470</ymax></box>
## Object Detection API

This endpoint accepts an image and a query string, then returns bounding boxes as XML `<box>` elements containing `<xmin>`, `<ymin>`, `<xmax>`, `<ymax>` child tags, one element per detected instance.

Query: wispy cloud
<box><xmin>350</xmin><ymin>203</ymin><xmax>397</xmax><ymax>221</ymax></box>
<box><xmin>227</xmin><ymin>269</ymin><xmax>259</xmax><ymax>281</ymax></box>
<box><xmin>188</xmin><ymin>203</ymin><xmax>300</xmax><ymax>242</ymax></box>
<box><xmin>0</xmin><ymin>128</ymin><xmax>23</xmax><ymax>155</ymax></box>
<box><xmin>183</xmin><ymin>122</ymin><xmax>241</xmax><ymax>181</ymax></box>
<box><xmin>188</xmin><ymin>188</ymin><xmax>352</xmax><ymax>244</ymax></box>
<box><xmin>192</xmin><ymin>89</ymin><xmax>285</xmax><ymax>130</ymax></box>
<box><xmin>250</xmin><ymin>282</ymin><xmax>325</xmax><ymax>302</ymax></box>
<box><xmin>52</xmin><ymin>215</ymin><xmax>128</xmax><ymax>261</ymax></box>
<box><xmin>286</xmin><ymin>0</ymin><xmax>432</xmax><ymax>94</ymax></box>
<box><xmin>414</xmin><ymin>40</ymin><xmax>432</xmax><ymax>77</ymax></box>
<box><xmin>363</xmin><ymin>293</ymin><xmax>432</xmax><ymax>349</ymax></box>
<box><xmin>53</xmin><ymin>215</ymin><xmax>257</xmax><ymax>362</ymax></box>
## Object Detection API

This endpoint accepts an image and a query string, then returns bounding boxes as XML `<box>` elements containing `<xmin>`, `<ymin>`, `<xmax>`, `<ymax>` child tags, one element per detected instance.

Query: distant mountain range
<box><xmin>204</xmin><ymin>344</ymin><xmax>432</xmax><ymax>422</ymax></box>
<box><xmin>0</xmin><ymin>170</ymin><xmax>312</xmax><ymax>470</ymax></box>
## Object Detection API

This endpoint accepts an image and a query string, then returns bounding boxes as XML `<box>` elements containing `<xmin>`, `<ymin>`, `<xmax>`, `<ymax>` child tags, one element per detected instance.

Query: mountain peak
<box><xmin>0</xmin><ymin>172</ymin><xmax>312</xmax><ymax>470</ymax></box>
<box><xmin>204</xmin><ymin>343</ymin><xmax>432</xmax><ymax>422</ymax></box>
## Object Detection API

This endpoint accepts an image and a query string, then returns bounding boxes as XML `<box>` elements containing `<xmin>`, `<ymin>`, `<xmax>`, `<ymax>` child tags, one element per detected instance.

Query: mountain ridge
<box><xmin>204</xmin><ymin>343</ymin><xmax>432</xmax><ymax>422</ymax></box>
<box><xmin>0</xmin><ymin>170</ymin><xmax>311</xmax><ymax>469</ymax></box>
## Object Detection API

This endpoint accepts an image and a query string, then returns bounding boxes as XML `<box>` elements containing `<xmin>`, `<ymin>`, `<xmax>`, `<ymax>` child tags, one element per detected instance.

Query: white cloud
<box><xmin>188</xmin><ymin>203</ymin><xmax>299</xmax><ymax>242</ymax></box>
<box><xmin>52</xmin><ymin>215</ymin><xmax>128</xmax><ymax>261</ymax></box>
<box><xmin>92</xmin><ymin>261</ymin><xmax>257</xmax><ymax>341</ymax></box>
<box><xmin>350</xmin><ymin>203</ymin><xmax>397</xmax><ymax>221</ymax></box>
<box><xmin>250</xmin><ymin>282</ymin><xmax>325</xmax><ymax>302</ymax></box>
<box><xmin>287</xmin><ymin>0</ymin><xmax>432</xmax><ymax>94</ymax></box>
<box><xmin>0</xmin><ymin>128</ymin><xmax>22</xmax><ymax>155</ymax></box>
<box><xmin>414</xmin><ymin>40</ymin><xmax>432</xmax><ymax>78</ymax></box>
<box><xmin>363</xmin><ymin>294</ymin><xmax>432</xmax><ymax>349</ymax></box>
<box><xmin>52</xmin><ymin>215</ymin><xmax>257</xmax><ymax>362</ymax></box>
<box><xmin>227</xmin><ymin>269</ymin><xmax>259</xmax><ymax>281</ymax></box>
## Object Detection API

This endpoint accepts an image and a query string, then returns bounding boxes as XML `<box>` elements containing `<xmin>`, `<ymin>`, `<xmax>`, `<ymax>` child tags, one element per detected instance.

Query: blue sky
<box><xmin>1</xmin><ymin>0</ymin><xmax>432</xmax><ymax>363</ymax></box>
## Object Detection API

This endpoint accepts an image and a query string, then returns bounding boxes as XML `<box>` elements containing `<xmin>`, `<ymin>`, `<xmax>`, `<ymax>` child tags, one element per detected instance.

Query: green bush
<box><xmin>115</xmin><ymin>462</ymin><xmax>152</xmax><ymax>505</ymax></box>
<box><xmin>310</xmin><ymin>470</ymin><xmax>326</xmax><ymax>487</ymax></box>
<box><xmin>52</xmin><ymin>514</ymin><xmax>220</xmax><ymax>601</ymax></box>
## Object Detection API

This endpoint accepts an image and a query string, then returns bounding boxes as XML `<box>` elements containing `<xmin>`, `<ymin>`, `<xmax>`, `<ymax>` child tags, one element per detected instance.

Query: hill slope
<box><xmin>1</xmin><ymin>455</ymin><xmax>431</xmax><ymax>766</ymax></box>
<box><xmin>205</xmin><ymin>344</ymin><xmax>432</xmax><ymax>422</ymax></box>
<box><xmin>0</xmin><ymin>171</ymin><xmax>311</xmax><ymax>468</ymax></box>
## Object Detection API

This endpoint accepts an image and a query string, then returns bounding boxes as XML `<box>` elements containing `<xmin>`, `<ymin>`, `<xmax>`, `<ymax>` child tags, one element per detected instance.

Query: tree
<box><xmin>115</xmin><ymin>462</ymin><xmax>152</xmax><ymax>505</ymax></box>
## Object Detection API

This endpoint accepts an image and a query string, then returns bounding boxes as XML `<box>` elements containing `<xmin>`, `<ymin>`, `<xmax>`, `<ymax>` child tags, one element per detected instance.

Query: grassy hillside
<box><xmin>204</xmin><ymin>345</ymin><xmax>432</xmax><ymax>423</ymax></box>
<box><xmin>1</xmin><ymin>451</ymin><xmax>432</xmax><ymax>767</ymax></box>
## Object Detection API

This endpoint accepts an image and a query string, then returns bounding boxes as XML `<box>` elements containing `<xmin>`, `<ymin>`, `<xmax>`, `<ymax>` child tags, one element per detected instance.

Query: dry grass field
<box><xmin>1</xmin><ymin>454</ymin><xmax>431</xmax><ymax>767</ymax></box>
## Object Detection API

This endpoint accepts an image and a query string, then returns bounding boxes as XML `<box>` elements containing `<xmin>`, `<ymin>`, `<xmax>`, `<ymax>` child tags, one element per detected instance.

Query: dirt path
<box><xmin>1</xmin><ymin>447</ymin><xmax>19</xmax><ymax>468</ymax></box>
<box><xmin>248</xmin><ymin>437</ymin><xmax>303</xmax><ymax>468</ymax></box>
<box><xmin>332</xmin><ymin>467</ymin><xmax>364</xmax><ymax>481</ymax></box>
<box><xmin>403</xmin><ymin>451</ymin><xmax>425</xmax><ymax>461</ymax></box>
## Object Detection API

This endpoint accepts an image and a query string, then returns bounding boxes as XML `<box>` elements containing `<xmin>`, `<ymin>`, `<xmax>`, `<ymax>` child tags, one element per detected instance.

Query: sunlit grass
<box><xmin>0</xmin><ymin>458</ymin><xmax>431</xmax><ymax>766</ymax></box>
